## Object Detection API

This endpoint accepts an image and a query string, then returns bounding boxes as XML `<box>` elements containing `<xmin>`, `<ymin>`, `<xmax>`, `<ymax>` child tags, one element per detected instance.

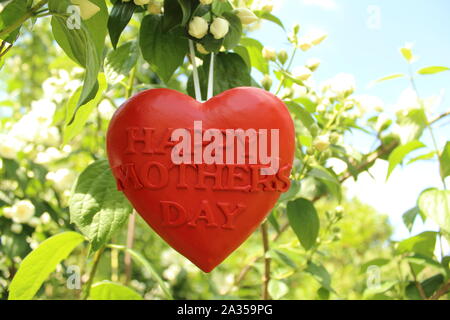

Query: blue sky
<box><xmin>249</xmin><ymin>0</ymin><xmax>450</xmax><ymax>243</ymax></box>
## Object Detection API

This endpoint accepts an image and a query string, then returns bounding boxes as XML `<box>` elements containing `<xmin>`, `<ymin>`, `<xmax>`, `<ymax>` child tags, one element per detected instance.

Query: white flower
<box><xmin>293</xmin><ymin>66</ymin><xmax>312</xmax><ymax>81</ymax></box>
<box><xmin>11</xmin><ymin>223</ymin><xmax>23</xmax><ymax>234</ymax></box>
<box><xmin>292</xmin><ymin>84</ymin><xmax>307</xmax><ymax>97</ymax></box>
<box><xmin>98</xmin><ymin>99</ymin><xmax>116</xmax><ymax>120</ymax></box>
<box><xmin>46</xmin><ymin>169</ymin><xmax>77</xmax><ymax>192</ymax></box>
<box><xmin>163</xmin><ymin>265</ymin><xmax>181</xmax><ymax>282</ymax></box>
<box><xmin>0</xmin><ymin>134</ymin><xmax>21</xmax><ymax>159</ymax></box>
<box><xmin>234</xmin><ymin>8</ymin><xmax>258</xmax><ymax>25</ymax></box>
<box><xmin>313</xmin><ymin>135</ymin><xmax>330</xmax><ymax>152</ymax></box>
<box><xmin>395</xmin><ymin>88</ymin><xmax>420</xmax><ymax>114</ymax></box>
<box><xmin>70</xmin><ymin>0</ymin><xmax>100</xmax><ymax>20</ymax></box>
<box><xmin>188</xmin><ymin>17</ymin><xmax>209</xmax><ymax>39</ymax></box>
<box><xmin>35</xmin><ymin>147</ymin><xmax>64</xmax><ymax>165</ymax></box>
<box><xmin>327</xmin><ymin>158</ymin><xmax>348</xmax><ymax>175</ymax></box>
<box><xmin>28</xmin><ymin>217</ymin><xmax>41</xmax><ymax>228</ymax></box>
<box><xmin>40</xmin><ymin>212</ymin><xmax>52</xmax><ymax>224</ymax></box>
<box><xmin>353</xmin><ymin>95</ymin><xmax>384</xmax><ymax>113</ymax></box>
<box><xmin>262</xmin><ymin>47</ymin><xmax>276</xmax><ymax>61</ymax></box>
<box><xmin>210</xmin><ymin>17</ymin><xmax>229</xmax><ymax>40</ymax></box>
<box><xmin>36</xmin><ymin>127</ymin><xmax>60</xmax><ymax>146</ymax></box>
<box><xmin>307</xmin><ymin>29</ymin><xmax>328</xmax><ymax>45</ymax></box>
<box><xmin>11</xmin><ymin>200</ymin><xmax>35</xmax><ymax>224</ymax></box>
<box><xmin>323</xmin><ymin>73</ymin><xmax>356</xmax><ymax>97</ymax></box>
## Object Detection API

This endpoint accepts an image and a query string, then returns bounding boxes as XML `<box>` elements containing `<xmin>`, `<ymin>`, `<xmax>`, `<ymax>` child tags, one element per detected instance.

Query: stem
<box><xmin>0</xmin><ymin>0</ymin><xmax>48</xmax><ymax>38</ymax></box>
<box><xmin>82</xmin><ymin>247</ymin><xmax>105</xmax><ymax>300</ymax></box>
<box><xmin>408</xmin><ymin>263</ymin><xmax>427</xmax><ymax>300</ymax></box>
<box><xmin>124</xmin><ymin>211</ymin><xmax>136</xmax><ymax>285</ymax></box>
<box><xmin>123</xmin><ymin>68</ymin><xmax>137</xmax><ymax>284</ymax></box>
<box><xmin>430</xmin><ymin>280</ymin><xmax>450</xmax><ymax>300</ymax></box>
<box><xmin>261</xmin><ymin>221</ymin><xmax>271</xmax><ymax>300</ymax></box>
<box><xmin>108</xmin><ymin>244</ymin><xmax>174</xmax><ymax>300</ymax></box>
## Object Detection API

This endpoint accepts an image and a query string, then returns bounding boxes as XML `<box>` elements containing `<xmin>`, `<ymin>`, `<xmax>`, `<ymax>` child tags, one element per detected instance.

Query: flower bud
<box><xmin>293</xmin><ymin>23</ymin><xmax>300</xmax><ymax>34</ymax></box>
<box><xmin>292</xmin><ymin>66</ymin><xmax>312</xmax><ymax>81</ymax></box>
<box><xmin>234</xmin><ymin>8</ymin><xmax>258</xmax><ymax>25</ymax></box>
<box><xmin>309</xmin><ymin>123</ymin><xmax>319</xmax><ymax>137</ymax></box>
<box><xmin>277</xmin><ymin>49</ymin><xmax>288</xmax><ymax>65</ymax></box>
<box><xmin>329</xmin><ymin>132</ymin><xmax>340</xmax><ymax>144</ymax></box>
<box><xmin>196</xmin><ymin>43</ymin><xmax>209</xmax><ymax>55</ymax></box>
<box><xmin>261</xmin><ymin>75</ymin><xmax>273</xmax><ymax>91</ymax></box>
<box><xmin>200</xmin><ymin>0</ymin><xmax>213</xmax><ymax>4</ymax></box>
<box><xmin>306</xmin><ymin>58</ymin><xmax>321</xmax><ymax>71</ymax></box>
<box><xmin>313</xmin><ymin>135</ymin><xmax>330</xmax><ymax>152</ymax></box>
<box><xmin>147</xmin><ymin>1</ymin><xmax>162</xmax><ymax>14</ymax></box>
<box><xmin>262</xmin><ymin>4</ymin><xmax>273</xmax><ymax>12</ymax></box>
<box><xmin>262</xmin><ymin>47</ymin><xmax>276</xmax><ymax>61</ymax></box>
<box><xmin>298</xmin><ymin>39</ymin><xmax>312</xmax><ymax>51</ymax></box>
<box><xmin>71</xmin><ymin>0</ymin><xmax>100</xmax><ymax>20</ymax></box>
<box><xmin>210</xmin><ymin>17</ymin><xmax>229</xmax><ymax>39</ymax></box>
<box><xmin>189</xmin><ymin>16</ymin><xmax>209</xmax><ymax>39</ymax></box>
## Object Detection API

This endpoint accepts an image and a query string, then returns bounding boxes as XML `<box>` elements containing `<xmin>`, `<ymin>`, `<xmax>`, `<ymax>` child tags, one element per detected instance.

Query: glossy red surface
<box><xmin>106</xmin><ymin>87</ymin><xmax>295</xmax><ymax>272</ymax></box>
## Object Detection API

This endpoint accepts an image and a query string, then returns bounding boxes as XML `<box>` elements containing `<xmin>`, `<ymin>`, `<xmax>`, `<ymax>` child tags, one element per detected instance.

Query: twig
<box><xmin>82</xmin><ymin>247</ymin><xmax>105</xmax><ymax>300</ymax></box>
<box><xmin>261</xmin><ymin>221</ymin><xmax>271</xmax><ymax>300</ymax></box>
<box><xmin>409</xmin><ymin>263</ymin><xmax>427</xmax><ymax>300</ymax></box>
<box><xmin>124</xmin><ymin>211</ymin><xmax>136</xmax><ymax>284</ymax></box>
<box><xmin>429</xmin><ymin>280</ymin><xmax>450</xmax><ymax>300</ymax></box>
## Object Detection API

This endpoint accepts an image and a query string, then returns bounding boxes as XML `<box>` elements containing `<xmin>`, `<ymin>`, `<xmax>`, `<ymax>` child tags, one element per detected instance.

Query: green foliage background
<box><xmin>0</xmin><ymin>0</ymin><xmax>449</xmax><ymax>300</ymax></box>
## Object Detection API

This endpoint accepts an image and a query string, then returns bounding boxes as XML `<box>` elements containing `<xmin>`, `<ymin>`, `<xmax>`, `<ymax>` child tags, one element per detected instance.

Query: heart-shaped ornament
<box><xmin>106</xmin><ymin>87</ymin><xmax>295</xmax><ymax>272</ymax></box>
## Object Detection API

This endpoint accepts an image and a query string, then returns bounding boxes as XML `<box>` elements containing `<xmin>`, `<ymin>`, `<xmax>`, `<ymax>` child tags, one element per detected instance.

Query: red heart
<box><xmin>106</xmin><ymin>87</ymin><xmax>295</xmax><ymax>272</ymax></box>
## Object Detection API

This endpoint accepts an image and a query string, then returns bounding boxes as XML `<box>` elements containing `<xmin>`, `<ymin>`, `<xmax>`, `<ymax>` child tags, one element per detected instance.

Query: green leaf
<box><xmin>89</xmin><ymin>281</ymin><xmax>143</xmax><ymax>300</ymax></box>
<box><xmin>50</xmin><ymin>1</ymin><xmax>102</xmax><ymax>110</ymax></box>
<box><xmin>400</xmin><ymin>46</ymin><xmax>413</xmax><ymax>63</ymax></box>
<box><xmin>286</xmin><ymin>198</ymin><xmax>320</xmax><ymax>250</ymax></box>
<box><xmin>397</xmin><ymin>231</ymin><xmax>437</xmax><ymax>257</ymax></box>
<box><xmin>405</xmin><ymin>274</ymin><xmax>444</xmax><ymax>300</ymax></box>
<box><xmin>407</xmin><ymin>151</ymin><xmax>436</xmax><ymax>165</ymax></box>
<box><xmin>233</xmin><ymin>45</ymin><xmax>251</xmax><ymax>70</ymax></box>
<box><xmin>405</xmin><ymin>254</ymin><xmax>447</xmax><ymax>275</ymax></box>
<box><xmin>8</xmin><ymin>232</ymin><xmax>84</xmax><ymax>300</ymax></box>
<box><xmin>239</xmin><ymin>37</ymin><xmax>268</xmax><ymax>74</ymax></box>
<box><xmin>440</xmin><ymin>141</ymin><xmax>450</xmax><ymax>179</ymax></box>
<box><xmin>361</xmin><ymin>258</ymin><xmax>390</xmax><ymax>273</ymax></box>
<box><xmin>373</xmin><ymin>73</ymin><xmax>404</xmax><ymax>84</ymax></box>
<box><xmin>0</xmin><ymin>0</ymin><xmax>28</xmax><ymax>43</ymax></box>
<box><xmin>187</xmin><ymin>52</ymin><xmax>251</xmax><ymax>101</ymax></box>
<box><xmin>164</xmin><ymin>0</ymin><xmax>199</xmax><ymax>31</ymax></box>
<box><xmin>387</xmin><ymin>140</ymin><xmax>425</xmax><ymax>180</ymax></box>
<box><xmin>107</xmin><ymin>0</ymin><xmax>136</xmax><ymax>49</ymax></box>
<box><xmin>417</xmin><ymin>66</ymin><xmax>450</xmax><ymax>75</ymax></box>
<box><xmin>222</xmin><ymin>12</ymin><xmax>242</xmax><ymax>50</ymax></box>
<box><xmin>402</xmin><ymin>206</ymin><xmax>421</xmax><ymax>232</ymax></box>
<box><xmin>254</xmin><ymin>10</ymin><xmax>285</xmax><ymax>30</ymax></box>
<box><xmin>278</xmin><ymin>180</ymin><xmax>300</xmax><ymax>202</ymax></box>
<box><xmin>211</xmin><ymin>0</ymin><xmax>233</xmax><ymax>15</ymax></box>
<box><xmin>140</xmin><ymin>15</ymin><xmax>188</xmax><ymax>83</ymax></box>
<box><xmin>70</xmin><ymin>160</ymin><xmax>133</xmax><ymax>251</ymax></box>
<box><xmin>418</xmin><ymin>188</ymin><xmax>450</xmax><ymax>234</ymax></box>
<box><xmin>105</xmin><ymin>42</ymin><xmax>139</xmax><ymax>84</ymax></box>
<box><xmin>268</xmin><ymin>279</ymin><xmax>289</xmax><ymax>299</ymax></box>
<box><xmin>83</xmin><ymin>0</ymin><xmax>108</xmax><ymax>56</ymax></box>
<box><xmin>286</xmin><ymin>101</ymin><xmax>316</xmax><ymax>133</ymax></box>
<box><xmin>305</xmin><ymin>261</ymin><xmax>334</xmax><ymax>292</ymax></box>
<box><xmin>64</xmin><ymin>73</ymin><xmax>107</xmax><ymax>144</ymax></box>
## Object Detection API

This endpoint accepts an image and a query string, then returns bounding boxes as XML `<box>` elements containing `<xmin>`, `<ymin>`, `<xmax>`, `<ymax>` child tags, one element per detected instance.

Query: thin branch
<box><xmin>261</xmin><ymin>221</ymin><xmax>271</xmax><ymax>300</ymax></box>
<box><xmin>82</xmin><ymin>247</ymin><xmax>105</xmax><ymax>300</ymax></box>
<box><xmin>0</xmin><ymin>0</ymin><xmax>48</xmax><ymax>38</ymax></box>
<box><xmin>409</xmin><ymin>263</ymin><xmax>427</xmax><ymax>300</ymax></box>
<box><xmin>430</xmin><ymin>110</ymin><xmax>450</xmax><ymax>125</ymax></box>
<box><xmin>124</xmin><ymin>211</ymin><xmax>136</xmax><ymax>284</ymax></box>
<box><xmin>430</xmin><ymin>280</ymin><xmax>450</xmax><ymax>300</ymax></box>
